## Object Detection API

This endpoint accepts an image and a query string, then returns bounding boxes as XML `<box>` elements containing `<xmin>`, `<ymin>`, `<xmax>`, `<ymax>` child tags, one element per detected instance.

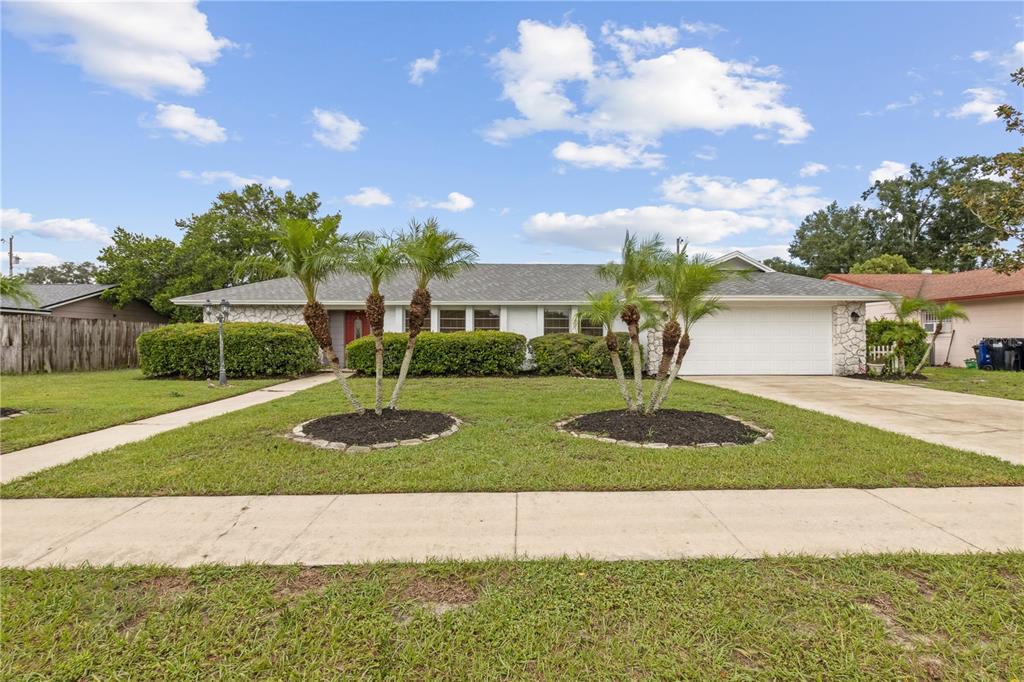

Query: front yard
<box><xmin>896</xmin><ymin>367</ymin><xmax>1024</xmax><ymax>401</ymax></box>
<box><xmin>3</xmin><ymin>554</ymin><xmax>1021</xmax><ymax>679</ymax></box>
<box><xmin>4</xmin><ymin>376</ymin><xmax>1022</xmax><ymax>498</ymax></box>
<box><xmin>0</xmin><ymin>370</ymin><xmax>283</xmax><ymax>452</ymax></box>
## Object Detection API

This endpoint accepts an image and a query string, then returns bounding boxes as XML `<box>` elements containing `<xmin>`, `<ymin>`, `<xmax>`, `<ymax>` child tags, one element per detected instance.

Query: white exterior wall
<box><xmin>506</xmin><ymin>306</ymin><xmax>540</xmax><ymax>338</ymax></box>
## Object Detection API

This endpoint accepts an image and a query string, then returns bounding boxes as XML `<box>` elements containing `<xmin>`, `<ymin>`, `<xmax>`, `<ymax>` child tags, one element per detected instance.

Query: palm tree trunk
<box><xmin>651</xmin><ymin>333</ymin><xmax>690</xmax><ymax>413</ymax></box>
<box><xmin>912</xmin><ymin>322</ymin><xmax>942</xmax><ymax>375</ymax></box>
<box><xmin>627</xmin><ymin>323</ymin><xmax>643</xmax><ymax>412</ymax></box>
<box><xmin>388</xmin><ymin>287</ymin><xmax>430</xmax><ymax>410</ymax></box>
<box><xmin>605</xmin><ymin>332</ymin><xmax>631</xmax><ymax>410</ymax></box>
<box><xmin>646</xmin><ymin>320</ymin><xmax>681</xmax><ymax>414</ymax></box>
<box><xmin>303</xmin><ymin>301</ymin><xmax>364</xmax><ymax>414</ymax></box>
<box><xmin>373</xmin><ymin>334</ymin><xmax>385</xmax><ymax>414</ymax></box>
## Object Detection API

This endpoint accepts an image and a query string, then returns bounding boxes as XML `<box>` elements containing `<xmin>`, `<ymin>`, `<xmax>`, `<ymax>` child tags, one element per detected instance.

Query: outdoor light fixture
<box><xmin>205</xmin><ymin>298</ymin><xmax>232</xmax><ymax>386</ymax></box>
<box><xmin>850</xmin><ymin>311</ymin><xmax>861</xmax><ymax>323</ymax></box>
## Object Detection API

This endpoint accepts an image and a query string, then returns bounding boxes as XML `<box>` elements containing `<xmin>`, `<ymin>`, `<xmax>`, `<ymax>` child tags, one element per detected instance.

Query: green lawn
<box><xmin>897</xmin><ymin>366</ymin><xmax>1024</xmax><ymax>401</ymax></box>
<box><xmin>2</xmin><ymin>554</ymin><xmax>1021</xmax><ymax>679</ymax></box>
<box><xmin>4</xmin><ymin>376</ymin><xmax>1022</xmax><ymax>498</ymax></box>
<box><xmin>0</xmin><ymin>369</ymin><xmax>284</xmax><ymax>452</ymax></box>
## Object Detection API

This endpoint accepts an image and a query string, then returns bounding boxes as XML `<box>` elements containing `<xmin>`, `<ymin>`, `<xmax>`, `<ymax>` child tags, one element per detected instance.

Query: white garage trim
<box><xmin>679</xmin><ymin>305</ymin><xmax>834</xmax><ymax>376</ymax></box>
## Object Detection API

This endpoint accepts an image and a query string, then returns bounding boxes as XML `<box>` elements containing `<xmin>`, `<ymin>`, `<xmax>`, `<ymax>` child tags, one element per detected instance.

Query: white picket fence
<box><xmin>867</xmin><ymin>344</ymin><xmax>894</xmax><ymax>363</ymax></box>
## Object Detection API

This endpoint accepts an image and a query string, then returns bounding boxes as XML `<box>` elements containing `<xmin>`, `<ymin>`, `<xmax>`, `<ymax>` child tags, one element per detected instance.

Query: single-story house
<box><xmin>824</xmin><ymin>269</ymin><xmax>1024</xmax><ymax>367</ymax></box>
<box><xmin>1</xmin><ymin>283</ymin><xmax>167</xmax><ymax>323</ymax></box>
<box><xmin>172</xmin><ymin>252</ymin><xmax>884</xmax><ymax>376</ymax></box>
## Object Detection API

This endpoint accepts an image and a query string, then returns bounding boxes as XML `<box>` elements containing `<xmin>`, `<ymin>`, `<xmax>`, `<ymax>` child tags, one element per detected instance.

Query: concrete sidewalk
<box><xmin>0</xmin><ymin>373</ymin><xmax>335</xmax><ymax>484</ymax></box>
<box><xmin>3</xmin><ymin>487</ymin><xmax>1020</xmax><ymax>567</ymax></box>
<box><xmin>688</xmin><ymin>376</ymin><xmax>1024</xmax><ymax>464</ymax></box>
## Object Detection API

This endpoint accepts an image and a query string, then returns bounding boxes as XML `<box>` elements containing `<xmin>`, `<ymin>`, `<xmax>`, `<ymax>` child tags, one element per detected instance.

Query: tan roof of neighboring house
<box><xmin>824</xmin><ymin>269</ymin><xmax>1024</xmax><ymax>302</ymax></box>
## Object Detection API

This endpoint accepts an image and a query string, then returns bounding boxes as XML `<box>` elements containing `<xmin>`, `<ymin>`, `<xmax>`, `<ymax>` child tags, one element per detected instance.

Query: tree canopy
<box><xmin>849</xmin><ymin>254</ymin><xmax>918</xmax><ymax>274</ymax></box>
<box><xmin>22</xmin><ymin>261</ymin><xmax>103</xmax><ymax>284</ymax></box>
<box><xmin>97</xmin><ymin>185</ymin><xmax>332</xmax><ymax>320</ymax></box>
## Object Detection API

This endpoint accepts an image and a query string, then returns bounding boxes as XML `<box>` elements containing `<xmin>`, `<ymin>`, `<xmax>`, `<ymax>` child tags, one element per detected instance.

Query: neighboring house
<box><xmin>824</xmin><ymin>269</ymin><xmax>1024</xmax><ymax>367</ymax></box>
<box><xmin>172</xmin><ymin>252</ymin><xmax>884</xmax><ymax>376</ymax></box>
<box><xmin>0</xmin><ymin>284</ymin><xmax>167</xmax><ymax>323</ymax></box>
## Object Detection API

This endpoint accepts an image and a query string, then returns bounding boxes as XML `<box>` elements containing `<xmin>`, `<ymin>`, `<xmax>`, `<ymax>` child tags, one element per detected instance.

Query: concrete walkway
<box><xmin>0</xmin><ymin>373</ymin><xmax>335</xmax><ymax>484</ymax></box>
<box><xmin>2</xmin><ymin>487</ymin><xmax>1020</xmax><ymax>567</ymax></box>
<box><xmin>688</xmin><ymin>376</ymin><xmax>1024</xmax><ymax>465</ymax></box>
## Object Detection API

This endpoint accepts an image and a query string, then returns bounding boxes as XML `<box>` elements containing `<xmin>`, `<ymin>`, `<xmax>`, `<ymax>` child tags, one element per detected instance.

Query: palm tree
<box><xmin>577</xmin><ymin>289</ymin><xmax>632</xmax><ymax>409</ymax></box>
<box><xmin>240</xmin><ymin>216</ymin><xmax>365</xmax><ymax>413</ymax></box>
<box><xmin>387</xmin><ymin>217</ymin><xmax>477</xmax><ymax>409</ymax></box>
<box><xmin>348</xmin><ymin>233</ymin><xmax>405</xmax><ymax>414</ymax></box>
<box><xmin>0</xmin><ymin>276</ymin><xmax>39</xmax><ymax>307</ymax></box>
<box><xmin>597</xmin><ymin>232</ymin><xmax>664</xmax><ymax>412</ymax></box>
<box><xmin>647</xmin><ymin>255</ymin><xmax>731</xmax><ymax>414</ymax></box>
<box><xmin>882</xmin><ymin>295</ymin><xmax>929</xmax><ymax>376</ymax></box>
<box><xmin>911</xmin><ymin>302</ymin><xmax>969</xmax><ymax>375</ymax></box>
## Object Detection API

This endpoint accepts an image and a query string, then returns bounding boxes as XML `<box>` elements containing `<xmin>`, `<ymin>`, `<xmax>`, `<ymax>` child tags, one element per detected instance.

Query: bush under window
<box><xmin>528</xmin><ymin>332</ymin><xmax>633</xmax><ymax>377</ymax></box>
<box><xmin>346</xmin><ymin>331</ymin><xmax>526</xmax><ymax>376</ymax></box>
<box><xmin>138</xmin><ymin>322</ymin><xmax>320</xmax><ymax>379</ymax></box>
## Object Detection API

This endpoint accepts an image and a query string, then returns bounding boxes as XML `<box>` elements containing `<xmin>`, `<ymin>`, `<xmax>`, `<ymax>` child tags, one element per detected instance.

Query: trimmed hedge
<box><xmin>528</xmin><ymin>332</ymin><xmax>633</xmax><ymax>377</ymax></box>
<box><xmin>867</xmin><ymin>319</ymin><xmax>928</xmax><ymax>371</ymax></box>
<box><xmin>138</xmin><ymin>322</ymin><xmax>320</xmax><ymax>379</ymax></box>
<box><xmin>345</xmin><ymin>331</ymin><xmax>526</xmax><ymax>376</ymax></box>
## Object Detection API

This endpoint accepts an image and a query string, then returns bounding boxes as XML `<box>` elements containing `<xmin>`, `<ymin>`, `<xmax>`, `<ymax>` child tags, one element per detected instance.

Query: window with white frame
<box><xmin>921</xmin><ymin>310</ymin><xmax>938</xmax><ymax>333</ymax></box>
<box><xmin>473</xmin><ymin>308</ymin><xmax>500</xmax><ymax>330</ymax></box>
<box><xmin>438</xmin><ymin>309</ymin><xmax>466</xmax><ymax>333</ymax></box>
<box><xmin>543</xmin><ymin>308</ymin><xmax>570</xmax><ymax>335</ymax></box>
<box><xmin>579</xmin><ymin>319</ymin><xmax>604</xmax><ymax>336</ymax></box>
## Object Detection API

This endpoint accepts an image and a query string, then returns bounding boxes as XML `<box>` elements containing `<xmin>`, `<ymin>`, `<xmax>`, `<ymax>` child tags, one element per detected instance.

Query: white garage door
<box><xmin>679</xmin><ymin>305</ymin><xmax>833</xmax><ymax>375</ymax></box>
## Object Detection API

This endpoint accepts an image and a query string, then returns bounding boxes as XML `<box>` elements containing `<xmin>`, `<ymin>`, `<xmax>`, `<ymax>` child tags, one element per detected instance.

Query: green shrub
<box><xmin>138</xmin><ymin>322</ymin><xmax>320</xmax><ymax>379</ymax></box>
<box><xmin>867</xmin><ymin>319</ymin><xmax>928</xmax><ymax>372</ymax></box>
<box><xmin>345</xmin><ymin>331</ymin><xmax>526</xmax><ymax>376</ymax></box>
<box><xmin>528</xmin><ymin>332</ymin><xmax>632</xmax><ymax>377</ymax></box>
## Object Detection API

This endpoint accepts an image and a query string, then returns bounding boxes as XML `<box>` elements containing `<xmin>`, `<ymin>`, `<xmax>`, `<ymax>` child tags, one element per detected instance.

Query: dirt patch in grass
<box><xmin>396</xmin><ymin>575</ymin><xmax>480</xmax><ymax>618</ymax></box>
<box><xmin>860</xmin><ymin>597</ymin><xmax>935</xmax><ymax>650</ymax></box>
<box><xmin>565</xmin><ymin>409</ymin><xmax>760</xmax><ymax>446</ymax></box>
<box><xmin>273</xmin><ymin>567</ymin><xmax>334</xmax><ymax>598</ymax></box>
<box><xmin>302</xmin><ymin>409</ymin><xmax>456</xmax><ymax>446</ymax></box>
<box><xmin>136</xmin><ymin>574</ymin><xmax>192</xmax><ymax>597</ymax></box>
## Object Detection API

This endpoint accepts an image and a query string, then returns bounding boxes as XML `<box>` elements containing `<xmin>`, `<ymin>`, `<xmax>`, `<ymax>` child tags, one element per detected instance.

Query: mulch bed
<box><xmin>0</xmin><ymin>407</ymin><xmax>23</xmax><ymax>418</ymax></box>
<box><xmin>564</xmin><ymin>409</ymin><xmax>760</xmax><ymax>446</ymax></box>
<box><xmin>302</xmin><ymin>410</ymin><xmax>456</xmax><ymax>446</ymax></box>
<box><xmin>849</xmin><ymin>373</ymin><xmax>928</xmax><ymax>382</ymax></box>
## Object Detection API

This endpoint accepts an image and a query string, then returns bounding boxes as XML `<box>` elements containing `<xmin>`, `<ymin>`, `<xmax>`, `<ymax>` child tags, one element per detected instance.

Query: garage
<box><xmin>679</xmin><ymin>305</ymin><xmax>833</xmax><ymax>375</ymax></box>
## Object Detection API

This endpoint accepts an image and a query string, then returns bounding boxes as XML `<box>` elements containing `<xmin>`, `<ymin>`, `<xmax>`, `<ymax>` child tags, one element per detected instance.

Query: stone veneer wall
<box><xmin>203</xmin><ymin>304</ymin><xmax>304</xmax><ymax>325</ymax></box>
<box><xmin>831</xmin><ymin>302</ymin><xmax>866</xmax><ymax>376</ymax></box>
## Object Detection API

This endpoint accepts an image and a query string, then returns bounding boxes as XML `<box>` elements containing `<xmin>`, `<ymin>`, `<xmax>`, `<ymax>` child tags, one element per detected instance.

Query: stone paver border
<box><xmin>286</xmin><ymin>414</ymin><xmax>463</xmax><ymax>453</ymax></box>
<box><xmin>554</xmin><ymin>413</ymin><xmax>773</xmax><ymax>449</ymax></box>
<box><xmin>0</xmin><ymin>410</ymin><xmax>26</xmax><ymax>421</ymax></box>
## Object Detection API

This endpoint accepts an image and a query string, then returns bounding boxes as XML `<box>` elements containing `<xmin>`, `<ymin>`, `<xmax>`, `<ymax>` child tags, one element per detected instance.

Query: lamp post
<box><xmin>205</xmin><ymin>298</ymin><xmax>231</xmax><ymax>386</ymax></box>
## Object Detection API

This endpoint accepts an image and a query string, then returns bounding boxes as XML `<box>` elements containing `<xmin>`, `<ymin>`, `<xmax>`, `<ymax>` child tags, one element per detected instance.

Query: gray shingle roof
<box><xmin>171</xmin><ymin>264</ymin><xmax>884</xmax><ymax>305</ymax></box>
<box><xmin>1</xmin><ymin>283</ymin><xmax>114</xmax><ymax>312</ymax></box>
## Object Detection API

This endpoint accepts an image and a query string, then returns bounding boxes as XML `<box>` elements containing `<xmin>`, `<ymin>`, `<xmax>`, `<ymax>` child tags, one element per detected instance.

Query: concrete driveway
<box><xmin>687</xmin><ymin>376</ymin><xmax>1024</xmax><ymax>465</ymax></box>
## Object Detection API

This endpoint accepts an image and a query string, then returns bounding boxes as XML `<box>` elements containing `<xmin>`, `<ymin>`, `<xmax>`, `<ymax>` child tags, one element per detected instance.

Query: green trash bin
<box><xmin>964</xmin><ymin>358</ymin><xmax>978</xmax><ymax>369</ymax></box>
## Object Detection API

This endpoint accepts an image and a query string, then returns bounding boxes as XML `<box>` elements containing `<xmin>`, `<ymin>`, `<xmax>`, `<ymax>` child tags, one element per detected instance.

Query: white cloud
<box><xmin>178</xmin><ymin>170</ymin><xmax>291</xmax><ymax>190</ymax></box>
<box><xmin>431</xmin><ymin>192</ymin><xmax>474</xmax><ymax>212</ymax></box>
<box><xmin>344</xmin><ymin>187</ymin><xmax>393</xmax><ymax>207</ymax></box>
<box><xmin>524</xmin><ymin>205</ymin><xmax>773</xmax><ymax>252</ymax></box>
<box><xmin>868</xmin><ymin>161</ymin><xmax>910</xmax><ymax>185</ymax></box>
<box><xmin>799</xmin><ymin>162</ymin><xmax>829</xmax><ymax>177</ymax></box>
<box><xmin>680</xmin><ymin>20</ymin><xmax>726</xmax><ymax>37</ymax></box>
<box><xmin>13</xmin><ymin>251</ymin><xmax>64</xmax><ymax>269</ymax></box>
<box><xmin>487</xmin><ymin>19</ymin><xmax>811</xmax><ymax>155</ymax></box>
<box><xmin>694</xmin><ymin>145</ymin><xmax>717</xmax><ymax>161</ymax></box>
<box><xmin>885</xmin><ymin>93</ymin><xmax>922</xmax><ymax>111</ymax></box>
<box><xmin>409</xmin><ymin>49</ymin><xmax>440</xmax><ymax>85</ymax></box>
<box><xmin>552</xmin><ymin>141</ymin><xmax>664</xmax><ymax>170</ymax></box>
<box><xmin>1003</xmin><ymin>40</ymin><xmax>1024</xmax><ymax>69</ymax></box>
<box><xmin>1</xmin><ymin>208</ymin><xmax>111</xmax><ymax>244</ymax></box>
<box><xmin>659</xmin><ymin>173</ymin><xmax>827</xmax><ymax>221</ymax></box>
<box><xmin>148</xmin><ymin>104</ymin><xmax>226</xmax><ymax>144</ymax></box>
<box><xmin>601</xmin><ymin>22</ymin><xmax>678</xmax><ymax>62</ymax></box>
<box><xmin>949</xmin><ymin>87</ymin><xmax>1003</xmax><ymax>124</ymax></box>
<box><xmin>311</xmin><ymin>108</ymin><xmax>365</xmax><ymax>151</ymax></box>
<box><xmin>970</xmin><ymin>50</ymin><xmax>991</xmax><ymax>62</ymax></box>
<box><xmin>4</xmin><ymin>1</ymin><xmax>232</xmax><ymax>98</ymax></box>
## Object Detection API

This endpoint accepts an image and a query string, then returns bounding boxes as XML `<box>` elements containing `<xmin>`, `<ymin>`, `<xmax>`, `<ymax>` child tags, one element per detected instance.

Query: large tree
<box><xmin>788</xmin><ymin>202</ymin><xmax>873</xmax><ymax>278</ymax></box>
<box><xmin>954</xmin><ymin>69</ymin><xmax>1024</xmax><ymax>273</ymax></box>
<box><xmin>98</xmin><ymin>184</ymin><xmax>327</xmax><ymax>320</ymax></box>
<box><xmin>22</xmin><ymin>261</ymin><xmax>103</xmax><ymax>284</ymax></box>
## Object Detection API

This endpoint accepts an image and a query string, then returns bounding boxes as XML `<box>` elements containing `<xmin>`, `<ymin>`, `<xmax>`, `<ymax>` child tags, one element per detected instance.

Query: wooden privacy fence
<box><xmin>0</xmin><ymin>315</ymin><xmax>163</xmax><ymax>374</ymax></box>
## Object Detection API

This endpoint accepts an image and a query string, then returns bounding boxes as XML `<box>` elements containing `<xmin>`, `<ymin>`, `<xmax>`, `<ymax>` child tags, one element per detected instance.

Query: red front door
<box><xmin>344</xmin><ymin>310</ymin><xmax>370</xmax><ymax>346</ymax></box>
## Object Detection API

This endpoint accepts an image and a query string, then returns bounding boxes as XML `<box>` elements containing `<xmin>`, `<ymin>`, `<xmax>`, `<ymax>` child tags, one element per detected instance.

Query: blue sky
<box><xmin>2</xmin><ymin>2</ymin><xmax>1021</xmax><ymax>272</ymax></box>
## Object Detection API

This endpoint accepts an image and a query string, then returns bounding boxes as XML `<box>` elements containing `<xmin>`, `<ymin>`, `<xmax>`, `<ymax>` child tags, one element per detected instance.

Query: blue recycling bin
<box><xmin>973</xmin><ymin>340</ymin><xmax>994</xmax><ymax>370</ymax></box>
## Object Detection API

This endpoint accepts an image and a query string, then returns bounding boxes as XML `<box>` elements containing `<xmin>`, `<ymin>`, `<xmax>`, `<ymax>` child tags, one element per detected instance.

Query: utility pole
<box><xmin>2</xmin><ymin>235</ymin><xmax>14</xmax><ymax>275</ymax></box>
<box><xmin>675</xmin><ymin>237</ymin><xmax>685</xmax><ymax>255</ymax></box>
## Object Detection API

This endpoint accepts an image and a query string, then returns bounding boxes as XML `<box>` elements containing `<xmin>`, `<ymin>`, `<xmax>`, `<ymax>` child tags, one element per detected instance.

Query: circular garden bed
<box><xmin>0</xmin><ymin>407</ymin><xmax>25</xmax><ymax>419</ymax></box>
<box><xmin>557</xmin><ymin>409</ymin><xmax>772</xmax><ymax>448</ymax></box>
<box><xmin>287</xmin><ymin>410</ymin><xmax>460</xmax><ymax>453</ymax></box>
